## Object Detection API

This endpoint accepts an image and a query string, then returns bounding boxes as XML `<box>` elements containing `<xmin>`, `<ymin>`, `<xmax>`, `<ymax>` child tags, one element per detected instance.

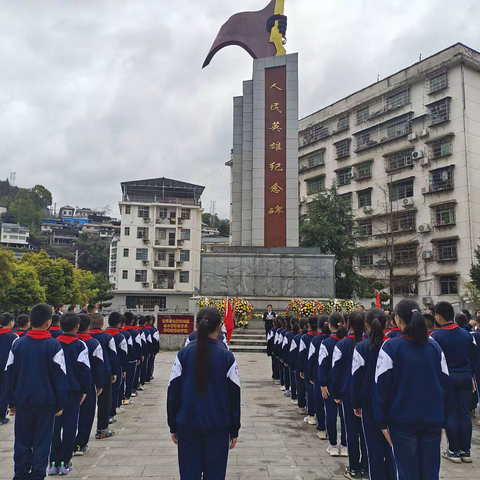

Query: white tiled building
<box><xmin>0</xmin><ymin>223</ymin><xmax>30</xmax><ymax>247</ymax></box>
<box><xmin>298</xmin><ymin>43</ymin><xmax>480</xmax><ymax>307</ymax></box>
<box><xmin>109</xmin><ymin>178</ymin><xmax>204</xmax><ymax>312</ymax></box>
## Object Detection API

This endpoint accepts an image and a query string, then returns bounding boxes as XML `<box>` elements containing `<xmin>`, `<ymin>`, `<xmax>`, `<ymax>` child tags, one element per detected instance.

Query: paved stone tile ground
<box><xmin>1</xmin><ymin>351</ymin><xmax>480</xmax><ymax>478</ymax></box>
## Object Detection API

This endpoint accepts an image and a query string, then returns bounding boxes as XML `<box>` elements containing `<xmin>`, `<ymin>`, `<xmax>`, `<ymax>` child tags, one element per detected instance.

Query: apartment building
<box><xmin>0</xmin><ymin>223</ymin><xmax>30</xmax><ymax>248</ymax></box>
<box><xmin>298</xmin><ymin>43</ymin><xmax>480</xmax><ymax>306</ymax></box>
<box><xmin>109</xmin><ymin>177</ymin><xmax>204</xmax><ymax>311</ymax></box>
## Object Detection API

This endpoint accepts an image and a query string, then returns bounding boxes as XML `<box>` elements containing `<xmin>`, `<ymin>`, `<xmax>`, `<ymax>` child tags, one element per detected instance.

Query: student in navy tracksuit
<box><xmin>74</xmin><ymin>314</ymin><xmax>105</xmax><ymax>456</ymax></box>
<box><xmin>144</xmin><ymin>316</ymin><xmax>160</xmax><ymax>383</ymax></box>
<box><xmin>105</xmin><ymin>312</ymin><xmax>129</xmax><ymax>422</ymax></box>
<box><xmin>167</xmin><ymin>308</ymin><xmax>241</xmax><ymax>480</ymax></box>
<box><xmin>185</xmin><ymin>321</ymin><xmax>229</xmax><ymax>350</ymax></box>
<box><xmin>299</xmin><ymin>316</ymin><xmax>318</xmax><ymax>425</ymax></box>
<box><xmin>48</xmin><ymin>315</ymin><xmax>63</xmax><ymax>338</ymax></box>
<box><xmin>423</xmin><ymin>313</ymin><xmax>435</xmax><ymax>336</ymax></box>
<box><xmin>331</xmin><ymin>313</ymin><xmax>368</xmax><ymax>479</ymax></box>
<box><xmin>90</xmin><ymin>313</ymin><xmax>116</xmax><ymax>439</ymax></box>
<box><xmin>351</xmin><ymin>308</ymin><xmax>396</xmax><ymax>480</ymax></box>
<box><xmin>374</xmin><ymin>299</ymin><xmax>449</xmax><ymax>480</ymax></box>
<box><xmin>121</xmin><ymin>312</ymin><xmax>142</xmax><ymax>403</ymax></box>
<box><xmin>286</xmin><ymin>319</ymin><xmax>299</xmax><ymax>404</ymax></box>
<box><xmin>384</xmin><ymin>316</ymin><xmax>402</xmax><ymax>339</ymax></box>
<box><xmin>267</xmin><ymin>323</ymin><xmax>279</xmax><ymax>382</ymax></box>
<box><xmin>293</xmin><ymin>319</ymin><xmax>308</xmax><ymax>413</ymax></box>
<box><xmin>281</xmin><ymin>316</ymin><xmax>293</xmax><ymax>397</ymax></box>
<box><xmin>135</xmin><ymin>316</ymin><xmax>148</xmax><ymax>391</ymax></box>
<box><xmin>431</xmin><ymin>301</ymin><xmax>480</xmax><ymax>463</ymax></box>
<box><xmin>275</xmin><ymin>317</ymin><xmax>286</xmax><ymax>388</ymax></box>
<box><xmin>15</xmin><ymin>314</ymin><xmax>30</xmax><ymax>337</ymax></box>
<box><xmin>318</xmin><ymin>312</ymin><xmax>347</xmax><ymax>457</ymax></box>
<box><xmin>138</xmin><ymin>316</ymin><xmax>151</xmax><ymax>388</ymax></box>
<box><xmin>308</xmin><ymin>316</ymin><xmax>329</xmax><ymax>438</ymax></box>
<box><xmin>6</xmin><ymin>304</ymin><xmax>67</xmax><ymax>480</ymax></box>
<box><xmin>0</xmin><ymin>312</ymin><xmax>18</xmax><ymax>425</ymax></box>
<box><xmin>49</xmin><ymin>313</ymin><xmax>91</xmax><ymax>475</ymax></box>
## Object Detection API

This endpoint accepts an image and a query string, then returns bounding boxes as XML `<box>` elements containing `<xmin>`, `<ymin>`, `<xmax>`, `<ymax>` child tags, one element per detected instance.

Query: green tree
<box><xmin>8</xmin><ymin>189</ymin><xmax>43</xmax><ymax>230</ymax></box>
<box><xmin>31</xmin><ymin>185</ymin><xmax>53</xmax><ymax>209</ymax></box>
<box><xmin>471</xmin><ymin>246</ymin><xmax>480</xmax><ymax>291</ymax></box>
<box><xmin>0</xmin><ymin>250</ymin><xmax>15</xmax><ymax>302</ymax></box>
<box><xmin>92</xmin><ymin>272</ymin><xmax>115</xmax><ymax>309</ymax></box>
<box><xmin>73</xmin><ymin>269</ymin><xmax>99</xmax><ymax>305</ymax></box>
<box><xmin>300</xmin><ymin>183</ymin><xmax>364</xmax><ymax>299</ymax></box>
<box><xmin>2</xmin><ymin>262</ymin><xmax>46</xmax><ymax>313</ymax></box>
<box><xmin>218</xmin><ymin>219</ymin><xmax>230</xmax><ymax>237</ymax></box>
<box><xmin>73</xmin><ymin>233</ymin><xmax>109</xmax><ymax>273</ymax></box>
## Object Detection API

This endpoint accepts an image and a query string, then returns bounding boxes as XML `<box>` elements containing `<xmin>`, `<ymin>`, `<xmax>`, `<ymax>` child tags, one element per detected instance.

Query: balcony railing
<box><xmin>122</xmin><ymin>195</ymin><xmax>200</xmax><ymax>206</ymax></box>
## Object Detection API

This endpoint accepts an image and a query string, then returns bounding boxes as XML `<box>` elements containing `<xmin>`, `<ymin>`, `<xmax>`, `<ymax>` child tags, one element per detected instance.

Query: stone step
<box><xmin>229</xmin><ymin>338</ymin><xmax>266</xmax><ymax>346</ymax></box>
<box><xmin>231</xmin><ymin>334</ymin><xmax>266</xmax><ymax>339</ymax></box>
<box><xmin>229</xmin><ymin>345</ymin><xmax>267</xmax><ymax>353</ymax></box>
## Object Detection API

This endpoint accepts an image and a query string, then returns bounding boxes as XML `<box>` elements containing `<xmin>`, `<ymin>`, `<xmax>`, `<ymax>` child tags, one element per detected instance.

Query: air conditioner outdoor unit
<box><xmin>419</xmin><ymin>129</ymin><xmax>429</xmax><ymax>138</ymax></box>
<box><xmin>411</xmin><ymin>149</ymin><xmax>424</xmax><ymax>160</ymax></box>
<box><xmin>142</xmin><ymin>282</ymin><xmax>149</xmax><ymax>287</ymax></box>
<box><xmin>143</xmin><ymin>217</ymin><xmax>151</xmax><ymax>223</ymax></box>
<box><xmin>420</xmin><ymin>157</ymin><xmax>430</xmax><ymax>167</ymax></box>
<box><xmin>142</xmin><ymin>238</ymin><xmax>150</xmax><ymax>244</ymax></box>
<box><xmin>418</xmin><ymin>224</ymin><xmax>432</xmax><ymax>233</ymax></box>
<box><xmin>142</xmin><ymin>260</ymin><xmax>150</xmax><ymax>266</ymax></box>
<box><xmin>377</xmin><ymin>259</ymin><xmax>388</xmax><ymax>266</ymax></box>
<box><xmin>421</xmin><ymin>186</ymin><xmax>429</xmax><ymax>194</ymax></box>
<box><xmin>402</xmin><ymin>197</ymin><xmax>414</xmax><ymax>208</ymax></box>
<box><xmin>422</xmin><ymin>251</ymin><xmax>433</xmax><ymax>260</ymax></box>
<box><xmin>407</xmin><ymin>132</ymin><xmax>418</xmax><ymax>141</ymax></box>
<box><xmin>363</xmin><ymin>207</ymin><xmax>373</xmax><ymax>215</ymax></box>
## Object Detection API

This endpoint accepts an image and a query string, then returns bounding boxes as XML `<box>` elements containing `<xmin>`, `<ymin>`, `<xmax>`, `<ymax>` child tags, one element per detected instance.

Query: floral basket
<box><xmin>342</xmin><ymin>300</ymin><xmax>360</xmax><ymax>314</ymax></box>
<box><xmin>198</xmin><ymin>297</ymin><xmax>214</xmax><ymax>309</ymax></box>
<box><xmin>300</xmin><ymin>300</ymin><xmax>316</xmax><ymax>317</ymax></box>
<box><xmin>233</xmin><ymin>298</ymin><xmax>253</xmax><ymax>331</ymax></box>
<box><xmin>325</xmin><ymin>298</ymin><xmax>343</xmax><ymax>315</ymax></box>
<box><xmin>214</xmin><ymin>299</ymin><xmax>226</xmax><ymax>316</ymax></box>
<box><xmin>286</xmin><ymin>298</ymin><xmax>304</xmax><ymax>316</ymax></box>
<box><xmin>314</xmin><ymin>300</ymin><xmax>326</xmax><ymax>315</ymax></box>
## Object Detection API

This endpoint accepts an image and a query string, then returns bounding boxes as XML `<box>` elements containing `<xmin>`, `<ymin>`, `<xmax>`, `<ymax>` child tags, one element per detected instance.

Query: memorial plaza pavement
<box><xmin>1</xmin><ymin>351</ymin><xmax>480</xmax><ymax>479</ymax></box>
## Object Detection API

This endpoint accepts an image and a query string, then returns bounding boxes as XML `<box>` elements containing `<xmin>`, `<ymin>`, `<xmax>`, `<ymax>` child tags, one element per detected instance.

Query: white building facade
<box><xmin>109</xmin><ymin>178</ymin><xmax>204</xmax><ymax>312</ymax></box>
<box><xmin>298</xmin><ymin>43</ymin><xmax>480</xmax><ymax>307</ymax></box>
<box><xmin>1</xmin><ymin>223</ymin><xmax>30</xmax><ymax>247</ymax></box>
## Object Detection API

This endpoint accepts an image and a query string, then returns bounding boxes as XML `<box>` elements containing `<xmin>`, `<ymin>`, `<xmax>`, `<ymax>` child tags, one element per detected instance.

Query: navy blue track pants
<box><xmin>314</xmin><ymin>381</ymin><xmax>325</xmax><ymax>431</ymax></box>
<box><xmin>342</xmin><ymin>397</ymin><xmax>368</xmax><ymax>473</ymax></box>
<box><xmin>75</xmin><ymin>385</ymin><xmax>96</xmax><ymax>449</ymax></box>
<box><xmin>325</xmin><ymin>395</ymin><xmax>346</xmax><ymax>447</ymax></box>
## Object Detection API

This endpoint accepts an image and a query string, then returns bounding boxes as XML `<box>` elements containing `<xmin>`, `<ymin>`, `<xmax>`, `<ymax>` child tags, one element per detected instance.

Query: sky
<box><xmin>1</xmin><ymin>0</ymin><xmax>479</xmax><ymax>219</ymax></box>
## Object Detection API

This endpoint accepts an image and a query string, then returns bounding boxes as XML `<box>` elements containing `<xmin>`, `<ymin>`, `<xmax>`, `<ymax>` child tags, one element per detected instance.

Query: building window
<box><xmin>181</xmin><ymin>209</ymin><xmax>191</xmax><ymax>220</ymax></box>
<box><xmin>355</xmin><ymin>114</ymin><xmax>411</xmax><ymax>151</ymax></box>
<box><xmin>136</xmin><ymin>248</ymin><xmax>148</xmax><ymax>261</ymax></box>
<box><xmin>340</xmin><ymin>193</ymin><xmax>352</xmax><ymax>208</ymax></box>
<box><xmin>358</xmin><ymin>190</ymin><xmax>372</xmax><ymax>208</ymax></box>
<box><xmin>429</xmin><ymin>166</ymin><xmax>454</xmax><ymax>192</ymax></box>
<box><xmin>125</xmin><ymin>206</ymin><xmax>131</xmax><ymax>215</ymax></box>
<box><xmin>436</xmin><ymin>239</ymin><xmax>458</xmax><ymax>261</ymax></box>
<box><xmin>434</xmin><ymin>203</ymin><xmax>456</xmax><ymax>227</ymax></box>
<box><xmin>299</xmin><ymin>122</ymin><xmax>330</xmax><ymax>146</ymax></box>
<box><xmin>180</xmin><ymin>250</ymin><xmax>190</xmax><ymax>262</ymax></box>
<box><xmin>124</xmin><ymin>227</ymin><xmax>130</xmax><ymax>236</ymax></box>
<box><xmin>135</xmin><ymin>270</ymin><xmax>148</xmax><ymax>283</ymax></box>
<box><xmin>385</xmin><ymin>149</ymin><xmax>413</xmax><ymax>172</ymax></box>
<box><xmin>137</xmin><ymin>227</ymin><xmax>149</xmax><ymax>239</ymax></box>
<box><xmin>430</xmin><ymin>137</ymin><xmax>452</xmax><ymax>159</ymax></box>
<box><xmin>357</xmin><ymin>162</ymin><xmax>372</xmax><ymax>180</ymax></box>
<box><xmin>356</xmin><ymin>106</ymin><xmax>369</xmax><ymax>124</ymax></box>
<box><xmin>158</xmin><ymin>207</ymin><xmax>168</xmax><ymax>219</ymax></box>
<box><xmin>337</xmin><ymin>168</ymin><xmax>352</xmax><ymax>187</ymax></box>
<box><xmin>358</xmin><ymin>219</ymin><xmax>373</xmax><ymax>236</ymax></box>
<box><xmin>156</xmin><ymin>229</ymin><xmax>167</xmax><ymax>240</ymax></box>
<box><xmin>393</xmin><ymin>278</ymin><xmax>417</xmax><ymax>296</ymax></box>
<box><xmin>393</xmin><ymin>243</ymin><xmax>417</xmax><ymax>264</ymax></box>
<box><xmin>122</xmin><ymin>270</ymin><xmax>128</xmax><ymax>280</ymax></box>
<box><xmin>390</xmin><ymin>179</ymin><xmax>414</xmax><ymax>202</ymax></box>
<box><xmin>157</xmin><ymin>250</ymin><xmax>166</xmax><ymax>261</ymax></box>
<box><xmin>337</xmin><ymin>116</ymin><xmax>349</xmax><ymax>131</ymax></box>
<box><xmin>179</xmin><ymin>271</ymin><xmax>190</xmax><ymax>283</ymax></box>
<box><xmin>306</xmin><ymin>176</ymin><xmax>325</xmax><ymax>195</ymax></box>
<box><xmin>181</xmin><ymin>229</ymin><xmax>191</xmax><ymax>241</ymax></box>
<box><xmin>392</xmin><ymin>211</ymin><xmax>416</xmax><ymax>232</ymax></box>
<box><xmin>358</xmin><ymin>252</ymin><xmax>373</xmax><ymax>266</ymax></box>
<box><xmin>386</xmin><ymin>87</ymin><xmax>409</xmax><ymax>110</ymax></box>
<box><xmin>428</xmin><ymin>69</ymin><xmax>448</xmax><ymax>94</ymax></box>
<box><xmin>440</xmin><ymin>275</ymin><xmax>457</xmax><ymax>295</ymax></box>
<box><xmin>335</xmin><ymin>139</ymin><xmax>351</xmax><ymax>159</ymax></box>
<box><xmin>123</xmin><ymin>248</ymin><xmax>129</xmax><ymax>258</ymax></box>
<box><xmin>138</xmin><ymin>206</ymin><xmax>150</xmax><ymax>218</ymax></box>
<box><xmin>299</xmin><ymin>150</ymin><xmax>325</xmax><ymax>171</ymax></box>
<box><xmin>428</xmin><ymin>98</ymin><xmax>450</xmax><ymax>126</ymax></box>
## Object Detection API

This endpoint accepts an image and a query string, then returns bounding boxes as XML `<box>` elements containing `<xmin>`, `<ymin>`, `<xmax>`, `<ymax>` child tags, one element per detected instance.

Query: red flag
<box><xmin>224</xmin><ymin>298</ymin><xmax>234</xmax><ymax>342</ymax></box>
<box><xmin>375</xmin><ymin>291</ymin><xmax>381</xmax><ymax>308</ymax></box>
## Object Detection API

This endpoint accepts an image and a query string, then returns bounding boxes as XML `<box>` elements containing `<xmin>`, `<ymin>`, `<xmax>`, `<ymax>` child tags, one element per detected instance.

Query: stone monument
<box><xmin>200</xmin><ymin>0</ymin><xmax>335</xmax><ymax>308</ymax></box>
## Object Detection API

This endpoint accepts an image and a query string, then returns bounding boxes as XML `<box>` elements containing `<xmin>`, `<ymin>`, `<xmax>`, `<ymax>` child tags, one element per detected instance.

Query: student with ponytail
<box><xmin>167</xmin><ymin>308</ymin><xmax>241</xmax><ymax>479</ymax></box>
<box><xmin>293</xmin><ymin>318</ymin><xmax>308</xmax><ymax>413</ymax></box>
<box><xmin>318</xmin><ymin>312</ymin><xmax>347</xmax><ymax>457</ymax></box>
<box><xmin>267</xmin><ymin>320</ymin><xmax>280</xmax><ymax>384</ymax></box>
<box><xmin>285</xmin><ymin>318</ymin><xmax>299</xmax><ymax>404</ymax></box>
<box><xmin>275</xmin><ymin>316</ymin><xmax>286</xmax><ymax>389</ymax></box>
<box><xmin>281</xmin><ymin>316</ymin><xmax>293</xmax><ymax>397</ymax></box>
<box><xmin>351</xmin><ymin>308</ymin><xmax>396</xmax><ymax>480</ymax></box>
<box><xmin>330</xmin><ymin>313</ymin><xmax>368</xmax><ymax>479</ymax></box>
<box><xmin>374</xmin><ymin>299</ymin><xmax>449</xmax><ymax>480</ymax></box>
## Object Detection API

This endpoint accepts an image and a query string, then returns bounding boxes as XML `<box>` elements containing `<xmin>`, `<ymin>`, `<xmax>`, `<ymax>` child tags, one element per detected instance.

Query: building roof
<box><xmin>201</xmin><ymin>236</ymin><xmax>230</xmax><ymax>244</ymax></box>
<box><xmin>1</xmin><ymin>223</ymin><xmax>29</xmax><ymax>231</ymax></box>
<box><xmin>60</xmin><ymin>205</ymin><xmax>74</xmax><ymax>210</ymax></box>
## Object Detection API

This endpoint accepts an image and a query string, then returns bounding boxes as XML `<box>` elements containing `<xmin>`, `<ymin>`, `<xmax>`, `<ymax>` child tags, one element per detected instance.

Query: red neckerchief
<box><xmin>123</xmin><ymin>325</ymin><xmax>136</xmax><ymax>331</ymax></box>
<box><xmin>144</xmin><ymin>325</ymin><xmax>152</xmax><ymax>329</ymax></box>
<box><xmin>347</xmin><ymin>334</ymin><xmax>355</xmax><ymax>339</ymax></box>
<box><xmin>399</xmin><ymin>335</ymin><xmax>413</xmax><ymax>341</ymax></box>
<box><xmin>332</xmin><ymin>335</ymin><xmax>339</xmax><ymax>340</ymax></box>
<box><xmin>428</xmin><ymin>332</ymin><xmax>433</xmax><ymax>336</ymax></box>
<box><xmin>49</xmin><ymin>326</ymin><xmax>61</xmax><ymax>331</ymax></box>
<box><xmin>16</xmin><ymin>330</ymin><xmax>28</xmax><ymax>337</ymax></box>
<box><xmin>58</xmin><ymin>334</ymin><xmax>79</xmax><ymax>344</ymax></box>
<box><xmin>0</xmin><ymin>329</ymin><xmax>13</xmax><ymax>335</ymax></box>
<box><xmin>26</xmin><ymin>330</ymin><xmax>52</xmax><ymax>340</ymax></box>
<box><xmin>105</xmin><ymin>328</ymin><xmax>121</xmax><ymax>336</ymax></box>
<box><xmin>322</xmin><ymin>333</ymin><xmax>330</xmax><ymax>338</ymax></box>
<box><xmin>442</xmin><ymin>323</ymin><xmax>459</xmax><ymax>330</ymax></box>
<box><xmin>90</xmin><ymin>328</ymin><xmax>104</xmax><ymax>335</ymax></box>
<box><xmin>308</xmin><ymin>331</ymin><xmax>318</xmax><ymax>337</ymax></box>
<box><xmin>383</xmin><ymin>336</ymin><xmax>390</xmax><ymax>342</ymax></box>
<box><xmin>77</xmin><ymin>333</ymin><xmax>92</xmax><ymax>341</ymax></box>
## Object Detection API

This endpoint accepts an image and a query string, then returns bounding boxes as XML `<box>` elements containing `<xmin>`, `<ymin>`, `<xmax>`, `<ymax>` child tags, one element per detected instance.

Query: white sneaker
<box><xmin>297</xmin><ymin>408</ymin><xmax>306</xmax><ymax>414</ymax></box>
<box><xmin>279</xmin><ymin>386</ymin><xmax>286</xmax><ymax>391</ymax></box>
<box><xmin>307</xmin><ymin>415</ymin><xmax>316</xmax><ymax>425</ymax></box>
<box><xmin>317</xmin><ymin>430</ymin><xmax>328</xmax><ymax>440</ymax></box>
<box><xmin>290</xmin><ymin>399</ymin><xmax>298</xmax><ymax>405</ymax></box>
<box><xmin>327</xmin><ymin>445</ymin><xmax>340</xmax><ymax>456</ymax></box>
<box><xmin>116</xmin><ymin>407</ymin><xmax>125</xmax><ymax>415</ymax></box>
<box><xmin>303</xmin><ymin>416</ymin><xmax>309</xmax><ymax>424</ymax></box>
<box><xmin>339</xmin><ymin>445</ymin><xmax>348</xmax><ymax>457</ymax></box>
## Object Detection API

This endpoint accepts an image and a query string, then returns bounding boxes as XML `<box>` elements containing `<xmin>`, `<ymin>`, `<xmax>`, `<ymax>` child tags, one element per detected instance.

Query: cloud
<box><xmin>0</xmin><ymin>0</ymin><xmax>479</xmax><ymax>218</ymax></box>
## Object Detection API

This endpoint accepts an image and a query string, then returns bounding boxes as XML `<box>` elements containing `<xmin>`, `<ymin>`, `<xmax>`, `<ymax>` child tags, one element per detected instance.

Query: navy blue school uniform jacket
<box><xmin>105</xmin><ymin>328</ymin><xmax>129</xmax><ymax>374</ymax></box>
<box><xmin>430</xmin><ymin>322</ymin><xmax>480</xmax><ymax>380</ymax></box>
<box><xmin>290</xmin><ymin>331</ymin><xmax>304</xmax><ymax>371</ymax></box>
<box><xmin>0</xmin><ymin>329</ymin><xmax>18</xmax><ymax>388</ymax></box>
<box><xmin>385</xmin><ymin>327</ymin><xmax>402</xmax><ymax>339</ymax></box>
<box><xmin>119</xmin><ymin>328</ymin><xmax>139</xmax><ymax>364</ymax></box>
<box><xmin>330</xmin><ymin>334</ymin><xmax>357</xmax><ymax>400</ymax></box>
<box><xmin>308</xmin><ymin>333</ymin><xmax>330</xmax><ymax>381</ymax></box>
<box><xmin>374</xmin><ymin>335</ymin><xmax>449</xmax><ymax>429</ymax></box>
<box><xmin>77</xmin><ymin>333</ymin><xmax>106</xmax><ymax>389</ymax></box>
<box><xmin>275</xmin><ymin>329</ymin><xmax>286</xmax><ymax>359</ymax></box>
<box><xmin>15</xmin><ymin>330</ymin><xmax>28</xmax><ymax>338</ymax></box>
<box><xmin>167</xmin><ymin>339</ymin><xmax>241</xmax><ymax>438</ymax></box>
<box><xmin>90</xmin><ymin>328</ymin><xmax>117</xmax><ymax>376</ymax></box>
<box><xmin>282</xmin><ymin>331</ymin><xmax>295</xmax><ymax>365</ymax></box>
<box><xmin>57</xmin><ymin>334</ymin><xmax>92</xmax><ymax>394</ymax></box>
<box><xmin>48</xmin><ymin>325</ymin><xmax>63</xmax><ymax>338</ymax></box>
<box><xmin>124</xmin><ymin>326</ymin><xmax>143</xmax><ymax>361</ymax></box>
<box><xmin>266</xmin><ymin>327</ymin><xmax>277</xmax><ymax>357</ymax></box>
<box><xmin>5</xmin><ymin>331</ymin><xmax>67</xmax><ymax>411</ymax></box>
<box><xmin>351</xmin><ymin>336</ymin><xmax>389</xmax><ymax>409</ymax></box>
<box><xmin>318</xmin><ymin>334</ymin><xmax>342</xmax><ymax>388</ymax></box>
<box><xmin>297</xmin><ymin>331</ymin><xmax>318</xmax><ymax>378</ymax></box>
<box><xmin>185</xmin><ymin>329</ymin><xmax>229</xmax><ymax>349</ymax></box>
<box><xmin>145</xmin><ymin>325</ymin><xmax>160</xmax><ymax>354</ymax></box>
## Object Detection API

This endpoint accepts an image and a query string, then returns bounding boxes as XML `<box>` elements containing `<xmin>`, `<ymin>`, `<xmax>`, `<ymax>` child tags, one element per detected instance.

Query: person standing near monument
<box><xmin>263</xmin><ymin>305</ymin><xmax>276</xmax><ymax>336</ymax></box>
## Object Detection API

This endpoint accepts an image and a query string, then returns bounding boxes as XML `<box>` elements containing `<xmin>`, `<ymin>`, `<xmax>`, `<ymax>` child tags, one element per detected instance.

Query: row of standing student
<box><xmin>0</xmin><ymin>306</ymin><xmax>159</xmax><ymax>480</ymax></box>
<box><xmin>267</xmin><ymin>299</ymin><xmax>479</xmax><ymax>480</ymax></box>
